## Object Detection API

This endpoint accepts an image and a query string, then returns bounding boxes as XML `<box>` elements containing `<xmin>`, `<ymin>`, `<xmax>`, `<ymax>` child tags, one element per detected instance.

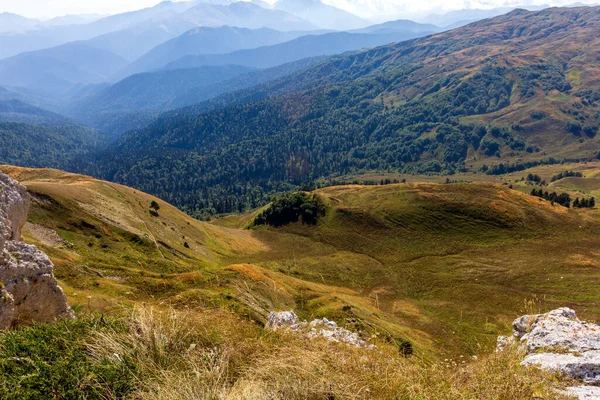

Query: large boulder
<box><xmin>497</xmin><ymin>308</ymin><xmax>600</xmax><ymax>398</ymax></box>
<box><xmin>0</xmin><ymin>172</ymin><xmax>74</xmax><ymax>329</ymax></box>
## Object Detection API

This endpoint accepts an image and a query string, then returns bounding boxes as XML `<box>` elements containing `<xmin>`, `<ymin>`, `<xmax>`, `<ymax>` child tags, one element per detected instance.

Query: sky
<box><xmin>0</xmin><ymin>0</ymin><xmax>598</xmax><ymax>20</ymax></box>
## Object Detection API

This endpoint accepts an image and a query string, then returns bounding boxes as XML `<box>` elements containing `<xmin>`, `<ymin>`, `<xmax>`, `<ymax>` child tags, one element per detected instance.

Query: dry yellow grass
<box><xmin>88</xmin><ymin>306</ymin><xmax>572</xmax><ymax>400</ymax></box>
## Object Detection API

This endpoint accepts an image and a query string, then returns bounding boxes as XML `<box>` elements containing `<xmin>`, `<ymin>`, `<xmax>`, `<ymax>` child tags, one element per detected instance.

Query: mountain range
<box><xmin>68</xmin><ymin>6</ymin><xmax>600</xmax><ymax>217</ymax></box>
<box><xmin>2</xmin><ymin>3</ymin><xmax>600</xmax><ymax>218</ymax></box>
<box><xmin>0</xmin><ymin>0</ymin><xmax>319</xmax><ymax>60</ymax></box>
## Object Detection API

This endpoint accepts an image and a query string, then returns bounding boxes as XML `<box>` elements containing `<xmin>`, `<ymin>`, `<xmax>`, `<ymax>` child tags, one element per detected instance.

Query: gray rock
<box><xmin>496</xmin><ymin>335</ymin><xmax>517</xmax><ymax>352</ymax></box>
<box><xmin>0</xmin><ymin>172</ymin><xmax>74</xmax><ymax>329</ymax></box>
<box><xmin>523</xmin><ymin>351</ymin><xmax>600</xmax><ymax>385</ymax></box>
<box><xmin>498</xmin><ymin>308</ymin><xmax>600</xmax><ymax>395</ymax></box>
<box><xmin>265</xmin><ymin>311</ymin><xmax>372</xmax><ymax>348</ymax></box>
<box><xmin>265</xmin><ymin>310</ymin><xmax>299</xmax><ymax>330</ymax></box>
<box><xmin>564</xmin><ymin>386</ymin><xmax>600</xmax><ymax>400</ymax></box>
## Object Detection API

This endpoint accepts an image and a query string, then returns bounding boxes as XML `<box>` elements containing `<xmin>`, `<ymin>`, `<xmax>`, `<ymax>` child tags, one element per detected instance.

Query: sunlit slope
<box><xmin>4</xmin><ymin>165</ymin><xmax>600</xmax><ymax>357</ymax></box>
<box><xmin>221</xmin><ymin>182</ymin><xmax>600</xmax><ymax>354</ymax></box>
<box><xmin>0</xmin><ymin>165</ymin><xmax>265</xmax><ymax>309</ymax></box>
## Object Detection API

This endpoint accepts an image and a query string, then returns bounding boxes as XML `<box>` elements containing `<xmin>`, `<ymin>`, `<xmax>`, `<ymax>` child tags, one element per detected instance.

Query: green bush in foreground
<box><xmin>0</xmin><ymin>316</ymin><xmax>136</xmax><ymax>400</ymax></box>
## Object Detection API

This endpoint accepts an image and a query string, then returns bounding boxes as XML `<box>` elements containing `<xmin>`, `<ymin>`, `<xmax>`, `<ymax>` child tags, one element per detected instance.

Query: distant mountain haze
<box><xmin>120</xmin><ymin>26</ymin><xmax>317</xmax><ymax>76</ymax></box>
<box><xmin>0</xmin><ymin>43</ymin><xmax>127</xmax><ymax>94</ymax></box>
<box><xmin>68</xmin><ymin>64</ymin><xmax>258</xmax><ymax>135</ymax></box>
<box><xmin>351</xmin><ymin>19</ymin><xmax>440</xmax><ymax>34</ymax></box>
<box><xmin>0</xmin><ymin>12</ymin><xmax>39</xmax><ymax>33</ymax></box>
<box><xmin>0</xmin><ymin>1</ymin><xmax>317</xmax><ymax>59</ymax></box>
<box><xmin>272</xmin><ymin>0</ymin><xmax>369</xmax><ymax>29</ymax></box>
<box><xmin>162</xmin><ymin>30</ymin><xmax>433</xmax><ymax>71</ymax></box>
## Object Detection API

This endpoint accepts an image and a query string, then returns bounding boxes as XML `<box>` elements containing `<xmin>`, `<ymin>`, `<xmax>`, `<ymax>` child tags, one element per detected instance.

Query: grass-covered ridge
<box><xmin>4</xmin><ymin>164</ymin><xmax>600</xmax><ymax>356</ymax></box>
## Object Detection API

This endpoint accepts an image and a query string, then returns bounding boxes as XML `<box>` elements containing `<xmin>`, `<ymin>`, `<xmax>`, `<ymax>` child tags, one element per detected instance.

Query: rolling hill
<box><xmin>3</xmin><ymin>164</ymin><xmax>600</xmax><ymax>360</ymax></box>
<box><xmin>81</xmin><ymin>6</ymin><xmax>600</xmax><ymax>217</ymax></box>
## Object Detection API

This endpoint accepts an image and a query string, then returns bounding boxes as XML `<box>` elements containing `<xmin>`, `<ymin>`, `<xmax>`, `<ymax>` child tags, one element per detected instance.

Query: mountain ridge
<box><xmin>83</xmin><ymin>6</ymin><xmax>600</xmax><ymax>216</ymax></box>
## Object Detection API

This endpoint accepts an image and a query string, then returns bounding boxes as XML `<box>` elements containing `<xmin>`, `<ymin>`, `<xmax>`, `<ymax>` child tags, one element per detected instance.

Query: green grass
<box><xmin>0</xmin><ymin>315</ymin><xmax>135</xmax><ymax>400</ymax></box>
<box><xmin>4</xmin><ymin>165</ymin><xmax>600</xmax><ymax>359</ymax></box>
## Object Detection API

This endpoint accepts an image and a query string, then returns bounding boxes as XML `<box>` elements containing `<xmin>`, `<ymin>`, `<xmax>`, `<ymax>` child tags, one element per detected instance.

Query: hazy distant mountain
<box><xmin>0</xmin><ymin>1</ymin><xmax>316</xmax><ymax>60</ymax></box>
<box><xmin>351</xmin><ymin>19</ymin><xmax>440</xmax><ymax>34</ymax></box>
<box><xmin>163</xmin><ymin>30</ymin><xmax>430</xmax><ymax>70</ymax></box>
<box><xmin>38</xmin><ymin>14</ymin><xmax>106</xmax><ymax>27</ymax></box>
<box><xmin>179</xmin><ymin>2</ymin><xmax>317</xmax><ymax>31</ymax></box>
<box><xmin>76</xmin><ymin>64</ymin><xmax>256</xmax><ymax>115</ymax></box>
<box><xmin>0</xmin><ymin>2</ymin><xmax>191</xmax><ymax>59</ymax></box>
<box><xmin>0</xmin><ymin>43</ymin><xmax>127</xmax><ymax>94</ymax></box>
<box><xmin>0</xmin><ymin>99</ymin><xmax>64</xmax><ymax>123</ymax></box>
<box><xmin>273</xmin><ymin>0</ymin><xmax>367</xmax><ymax>30</ymax></box>
<box><xmin>122</xmin><ymin>27</ymin><xmax>314</xmax><ymax>76</ymax></box>
<box><xmin>0</xmin><ymin>13</ymin><xmax>39</xmax><ymax>33</ymax></box>
<box><xmin>170</xmin><ymin>56</ymin><xmax>325</xmax><ymax>109</ymax></box>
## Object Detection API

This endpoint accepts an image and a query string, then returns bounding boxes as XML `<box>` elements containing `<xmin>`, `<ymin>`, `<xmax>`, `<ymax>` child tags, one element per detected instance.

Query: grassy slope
<box><xmin>3</xmin><ymin>164</ymin><xmax>600</xmax><ymax>359</ymax></box>
<box><xmin>217</xmin><ymin>170</ymin><xmax>600</xmax><ymax>356</ymax></box>
<box><xmin>0</xmin><ymin>165</ymin><xmax>265</xmax><ymax>312</ymax></box>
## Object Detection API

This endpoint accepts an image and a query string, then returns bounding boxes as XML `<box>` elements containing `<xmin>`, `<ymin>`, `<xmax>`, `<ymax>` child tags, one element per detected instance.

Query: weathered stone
<box><xmin>265</xmin><ymin>311</ymin><xmax>299</xmax><ymax>330</ymax></box>
<box><xmin>496</xmin><ymin>335</ymin><xmax>517</xmax><ymax>352</ymax></box>
<box><xmin>523</xmin><ymin>351</ymin><xmax>600</xmax><ymax>385</ymax></box>
<box><xmin>497</xmin><ymin>307</ymin><xmax>600</xmax><ymax>397</ymax></box>
<box><xmin>524</xmin><ymin>308</ymin><xmax>600</xmax><ymax>354</ymax></box>
<box><xmin>0</xmin><ymin>172</ymin><xmax>74</xmax><ymax>329</ymax></box>
<box><xmin>265</xmin><ymin>311</ymin><xmax>373</xmax><ymax>348</ymax></box>
<box><xmin>564</xmin><ymin>385</ymin><xmax>600</xmax><ymax>400</ymax></box>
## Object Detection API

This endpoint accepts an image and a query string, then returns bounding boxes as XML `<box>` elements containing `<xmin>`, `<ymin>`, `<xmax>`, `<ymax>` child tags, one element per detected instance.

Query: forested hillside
<box><xmin>77</xmin><ymin>7</ymin><xmax>600</xmax><ymax>218</ymax></box>
<box><xmin>0</xmin><ymin>99</ymin><xmax>102</xmax><ymax>168</ymax></box>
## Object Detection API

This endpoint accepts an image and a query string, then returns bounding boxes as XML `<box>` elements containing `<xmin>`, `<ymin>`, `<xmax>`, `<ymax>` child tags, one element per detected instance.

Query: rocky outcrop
<box><xmin>497</xmin><ymin>308</ymin><xmax>600</xmax><ymax>399</ymax></box>
<box><xmin>266</xmin><ymin>311</ymin><xmax>372</xmax><ymax>348</ymax></box>
<box><xmin>0</xmin><ymin>172</ymin><xmax>73</xmax><ymax>329</ymax></box>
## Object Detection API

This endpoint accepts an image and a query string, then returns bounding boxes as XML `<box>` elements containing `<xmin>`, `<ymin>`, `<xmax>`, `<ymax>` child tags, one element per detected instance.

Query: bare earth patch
<box><xmin>24</xmin><ymin>222</ymin><xmax>67</xmax><ymax>247</ymax></box>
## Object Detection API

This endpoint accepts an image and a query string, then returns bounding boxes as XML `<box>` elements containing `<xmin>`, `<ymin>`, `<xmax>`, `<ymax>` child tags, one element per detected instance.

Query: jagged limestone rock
<box><xmin>497</xmin><ymin>308</ymin><xmax>600</xmax><ymax>398</ymax></box>
<box><xmin>0</xmin><ymin>172</ymin><xmax>74</xmax><ymax>329</ymax></box>
<box><xmin>265</xmin><ymin>310</ymin><xmax>299</xmax><ymax>330</ymax></box>
<box><xmin>266</xmin><ymin>311</ymin><xmax>372</xmax><ymax>348</ymax></box>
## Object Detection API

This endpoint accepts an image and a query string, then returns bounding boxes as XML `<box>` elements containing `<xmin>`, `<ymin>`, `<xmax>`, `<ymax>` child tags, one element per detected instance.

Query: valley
<box><xmin>4</xmin><ymin>164</ymin><xmax>600</xmax><ymax>359</ymax></box>
<box><xmin>2</xmin><ymin>2</ymin><xmax>600</xmax><ymax>398</ymax></box>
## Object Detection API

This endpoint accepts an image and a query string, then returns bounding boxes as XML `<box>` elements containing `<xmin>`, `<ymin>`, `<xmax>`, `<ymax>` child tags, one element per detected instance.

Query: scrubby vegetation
<box><xmin>0</xmin><ymin>316</ymin><xmax>134</xmax><ymax>399</ymax></box>
<box><xmin>254</xmin><ymin>192</ymin><xmax>324</xmax><ymax>227</ymax></box>
<box><xmin>0</xmin><ymin>307</ymin><xmax>570</xmax><ymax>399</ymax></box>
<box><xmin>530</xmin><ymin>188</ymin><xmax>572</xmax><ymax>207</ymax></box>
<box><xmin>573</xmin><ymin>197</ymin><xmax>596</xmax><ymax>208</ymax></box>
<box><xmin>551</xmin><ymin>170</ymin><xmax>583</xmax><ymax>182</ymax></box>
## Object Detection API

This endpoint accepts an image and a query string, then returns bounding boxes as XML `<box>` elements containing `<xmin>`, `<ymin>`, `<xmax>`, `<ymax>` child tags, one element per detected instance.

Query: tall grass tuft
<box><xmin>84</xmin><ymin>306</ymin><xmax>572</xmax><ymax>400</ymax></box>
